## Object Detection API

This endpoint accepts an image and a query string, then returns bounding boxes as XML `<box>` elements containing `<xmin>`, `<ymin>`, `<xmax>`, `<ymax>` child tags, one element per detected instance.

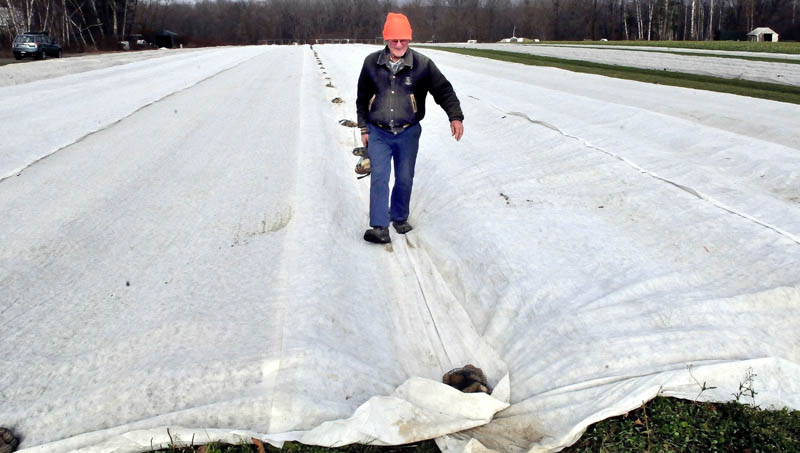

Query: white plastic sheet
<box><xmin>428</xmin><ymin>42</ymin><xmax>800</xmax><ymax>86</ymax></box>
<box><xmin>1</xmin><ymin>45</ymin><xmax>799</xmax><ymax>452</ymax></box>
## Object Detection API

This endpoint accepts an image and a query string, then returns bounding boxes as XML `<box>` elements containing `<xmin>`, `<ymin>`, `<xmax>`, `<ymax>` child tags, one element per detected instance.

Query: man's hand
<box><xmin>450</xmin><ymin>120</ymin><xmax>464</xmax><ymax>141</ymax></box>
<box><xmin>362</xmin><ymin>133</ymin><xmax>369</xmax><ymax>147</ymax></box>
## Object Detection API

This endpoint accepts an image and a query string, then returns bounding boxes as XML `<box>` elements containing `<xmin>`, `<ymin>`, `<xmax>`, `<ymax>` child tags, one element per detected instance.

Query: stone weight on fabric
<box><xmin>0</xmin><ymin>428</ymin><xmax>19</xmax><ymax>453</ymax></box>
<box><xmin>443</xmin><ymin>365</ymin><xmax>491</xmax><ymax>394</ymax></box>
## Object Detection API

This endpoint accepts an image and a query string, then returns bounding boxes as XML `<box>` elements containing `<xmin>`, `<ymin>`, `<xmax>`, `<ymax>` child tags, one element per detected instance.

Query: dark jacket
<box><xmin>356</xmin><ymin>47</ymin><xmax>463</xmax><ymax>134</ymax></box>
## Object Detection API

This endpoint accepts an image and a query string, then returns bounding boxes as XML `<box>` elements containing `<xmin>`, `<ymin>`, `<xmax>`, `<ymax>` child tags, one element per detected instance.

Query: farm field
<box><xmin>1</xmin><ymin>44</ymin><xmax>799</xmax><ymax>452</ymax></box>
<box><xmin>425</xmin><ymin>42</ymin><xmax>800</xmax><ymax>86</ymax></box>
<box><xmin>537</xmin><ymin>39</ymin><xmax>800</xmax><ymax>54</ymax></box>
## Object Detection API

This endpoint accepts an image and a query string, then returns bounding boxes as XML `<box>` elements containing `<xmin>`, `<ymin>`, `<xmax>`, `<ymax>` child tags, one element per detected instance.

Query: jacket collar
<box><xmin>377</xmin><ymin>46</ymin><xmax>414</xmax><ymax>69</ymax></box>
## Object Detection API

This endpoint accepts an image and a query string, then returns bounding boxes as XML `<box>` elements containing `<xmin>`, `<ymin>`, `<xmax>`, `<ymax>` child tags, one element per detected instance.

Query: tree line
<box><xmin>2</xmin><ymin>0</ymin><xmax>798</xmax><ymax>52</ymax></box>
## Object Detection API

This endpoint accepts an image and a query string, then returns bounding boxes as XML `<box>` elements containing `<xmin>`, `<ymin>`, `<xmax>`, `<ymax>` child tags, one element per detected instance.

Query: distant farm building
<box><xmin>747</xmin><ymin>27</ymin><xmax>779</xmax><ymax>42</ymax></box>
<box><xmin>155</xmin><ymin>30</ymin><xmax>180</xmax><ymax>48</ymax></box>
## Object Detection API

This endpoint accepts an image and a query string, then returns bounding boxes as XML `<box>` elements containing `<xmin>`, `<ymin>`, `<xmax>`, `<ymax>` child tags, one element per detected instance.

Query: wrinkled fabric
<box><xmin>1</xmin><ymin>44</ymin><xmax>799</xmax><ymax>453</ymax></box>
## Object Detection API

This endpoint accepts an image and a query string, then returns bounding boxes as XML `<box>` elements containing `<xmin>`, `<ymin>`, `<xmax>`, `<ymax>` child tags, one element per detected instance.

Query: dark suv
<box><xmin>12</xmin><ymin>32</ymin><xmax>62</xmax><ymax>60</ymax></box>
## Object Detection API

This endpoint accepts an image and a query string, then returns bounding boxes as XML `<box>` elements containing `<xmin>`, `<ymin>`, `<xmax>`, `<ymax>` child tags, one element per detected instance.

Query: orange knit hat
<box><xmin>383</xmin><ymin>13</ymin><xmax>412</xmax><ymax>40</ymax></box>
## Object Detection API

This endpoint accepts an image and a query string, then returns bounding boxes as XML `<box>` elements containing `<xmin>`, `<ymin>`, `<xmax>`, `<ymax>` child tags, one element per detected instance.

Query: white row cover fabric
<box><xmin>1</xmin><ymin>44</ymin><xmax>799</xmax><ymax>453</ymax></box>
<box><xmin>427</xmin><ymin>42</ymin><xmax>800</xmax><ymax>87</ymax></box>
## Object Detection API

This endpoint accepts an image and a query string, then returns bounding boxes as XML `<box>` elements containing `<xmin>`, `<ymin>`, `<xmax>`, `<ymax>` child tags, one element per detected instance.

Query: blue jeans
<box><xmin>367</xmin><ymin>123</ymin><xmax>422</xmax><ymax>228</ymax></box>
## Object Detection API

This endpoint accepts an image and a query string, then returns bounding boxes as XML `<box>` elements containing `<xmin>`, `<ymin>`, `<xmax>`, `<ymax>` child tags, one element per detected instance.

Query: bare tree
<box><xmin>633</xmin><ymin>0</ymin><xmax>643</xmax><ymax>38</ymax></box>
<box><xmin>707</xmin><ymin>0</ymin><xmax>714</xmax><ymax>39</ymax></box>
<box><xmin>3</xmin><ymin>0</ymin><xmax>23</xmax><ymax>36</ymax></box>
<box><xmin>744</xmin><ymin>0</ymin><xmax>754</xmax><ymax>31</ymax></box>
<box><xmin>622</xmin><ymin>0</ymin><xmax>629</xmax><ymax>39</ymax></box>
<box><xmin>61</xmin><ymin>0</ymin><xmax>67</xmax><ymax>44</ymax></box>
<box><xmin>552</xmin><ymin>0</ymin><xmax>560</xmax><ymax>40</ymax></box>
<box><xmin>6</xmin><ymin>0</ymin><xmax>800</xmax><ymax>54</ymax></box>
<box><xmin>697</xmin><ymin>0</ymin><xmax>703</xmax><ymax>38</ymax></box>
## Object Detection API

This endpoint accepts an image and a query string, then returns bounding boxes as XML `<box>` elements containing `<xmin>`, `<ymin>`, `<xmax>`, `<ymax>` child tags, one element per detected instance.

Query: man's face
<box><xmin>387</xmin><ymin>39</ymin><xmax>410</xmax><ymax>60</ymax></box>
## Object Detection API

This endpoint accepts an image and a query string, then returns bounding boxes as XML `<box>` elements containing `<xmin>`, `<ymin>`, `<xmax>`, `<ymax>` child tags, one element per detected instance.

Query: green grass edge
<box><xmin>428</xmin><ymin>46</ymin><xmax>800</xmax><ymax>105</ymax></box>
<box><xmin>512</xmin><ymin>40</ymin><xmax>800</xmax><ymax>55</ymax></box>
<box><xmin>550</xmin><ymin>45</ymin><xmax>800</xmax><ymax>65</ymax></box>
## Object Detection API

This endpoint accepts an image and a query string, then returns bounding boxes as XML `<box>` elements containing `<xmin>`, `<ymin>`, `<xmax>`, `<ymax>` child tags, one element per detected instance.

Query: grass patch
<box><xmin>527</xmin><ymin>40</ymin><xmax>800</xmax><ymax>55</ymax></box>
<box><xmin>563</xmin><ymin>396</ymin><xmax>800</xmax><ymax>452</ymax></box>
<box><xmin>428</xmin><ymin>46</ymin><xmax>800</xmax><ymax>105</ymax></box>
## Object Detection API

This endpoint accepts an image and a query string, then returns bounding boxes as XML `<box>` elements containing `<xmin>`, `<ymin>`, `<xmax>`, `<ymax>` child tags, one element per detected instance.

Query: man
<box><xmin>356</xmin><ymin>12</ymin><xmax>464</xmax><ymax>244</ymax></box>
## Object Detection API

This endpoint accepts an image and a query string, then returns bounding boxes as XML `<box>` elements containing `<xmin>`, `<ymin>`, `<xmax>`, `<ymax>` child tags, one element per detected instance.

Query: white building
<box><xmin>747</xmin><ymin>27</ymin><xmax>779</xmax><ymax>42</ymax></box>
